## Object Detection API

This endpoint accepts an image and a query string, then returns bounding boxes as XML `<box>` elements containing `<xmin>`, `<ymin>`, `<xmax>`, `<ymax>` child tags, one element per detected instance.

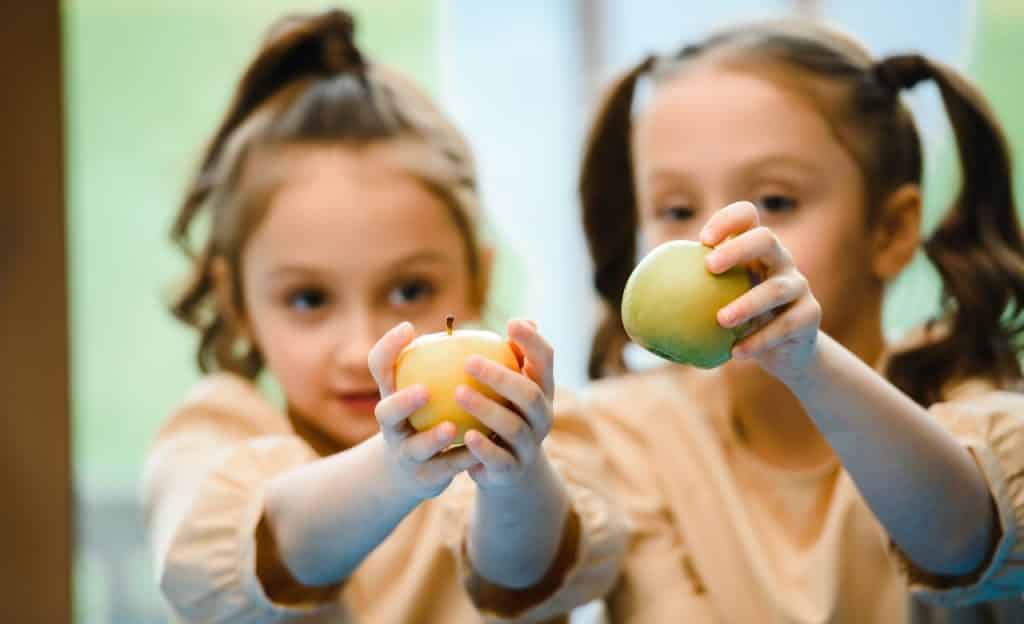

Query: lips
<box><xmin>336</xmin><ymin>391</ymin><xmax>380</xmax><ymax>414</ymax></box>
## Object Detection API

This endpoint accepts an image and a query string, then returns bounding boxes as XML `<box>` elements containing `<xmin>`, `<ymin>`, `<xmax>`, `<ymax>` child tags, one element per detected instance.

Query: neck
<box><xmin>723</xmin><ymin>305</ymin><xmax>886</xmax><ymax>471</ymax></box>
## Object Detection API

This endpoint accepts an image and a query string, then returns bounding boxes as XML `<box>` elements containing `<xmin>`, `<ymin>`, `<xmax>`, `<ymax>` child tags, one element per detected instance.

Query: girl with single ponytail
<box><xmin>143</xmin><ymin>9</ymin><xmax>623</xmax><ymax>622</ymax></box>
<box><xmin>572</xmin><ymin>18</ymin><xmax>1024</xmax><ymax>622</ymax></box>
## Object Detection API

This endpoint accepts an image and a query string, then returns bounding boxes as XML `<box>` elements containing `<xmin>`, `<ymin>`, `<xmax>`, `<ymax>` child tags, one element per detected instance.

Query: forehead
<box><xmin>634</xmin><ymin>64</ymin><xmax>848</xmax><ymax>172</ymax></box>
<box><xmin>243</xmin><ymin>144</ymin><xmax>466</xmax><ymax>275</ymax></box>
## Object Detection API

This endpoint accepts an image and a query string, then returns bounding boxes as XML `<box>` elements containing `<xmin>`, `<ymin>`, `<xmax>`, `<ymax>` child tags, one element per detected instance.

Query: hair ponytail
<box><xmin>170</xmin><ymin>8</ymin><xmax>379</xmax><ymax>378</ymax></box>
<box><xmin>878</xmin><ymin>54</ymin><xmax>1024</xmax><ymax>403</ymax></box>
<box><xmin>580</xmin><ymin>57</ymin><xmax>654</xmax><ymax>379</ymax></box>
<box><xmin>171</xmin><ymin>9</ymin><xmax>364</xmax><ymax>259</ymax></box>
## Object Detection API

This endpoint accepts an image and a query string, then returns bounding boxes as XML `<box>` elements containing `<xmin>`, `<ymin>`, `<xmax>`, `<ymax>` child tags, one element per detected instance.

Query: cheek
<box><xmin>252</xmin><ymin>315</ymin><xmax>330</xmax><ymax>399</ymax></box>
<box><xmin>778</xmin><ymin>216</ymin><xmax>874</xmax><ymax>318</ymax></box>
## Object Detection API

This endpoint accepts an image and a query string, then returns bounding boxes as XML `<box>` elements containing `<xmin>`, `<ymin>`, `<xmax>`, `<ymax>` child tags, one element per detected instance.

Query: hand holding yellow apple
<box><xmin>453</xmin><ymin>317</ymin><xmax>557</xmax><ymax>491</ymax></box>
<box><xmin>369</xmin><ymin>320</ymin><xmax>482</xmax><ymax>500</ymax></box>
<box><xmin>394</xmin><ymin>315</ymin><xmax>522</xmax><ymax>445</ymax></box>
<box><xmin>370</xmin><ymin>317</ymin><xmax>557</xmax><ymax>498</ymax></box>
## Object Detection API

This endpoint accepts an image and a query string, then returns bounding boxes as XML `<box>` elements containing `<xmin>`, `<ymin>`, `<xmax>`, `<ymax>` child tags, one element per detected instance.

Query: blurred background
<box><xmin>57</xmin><ymin>0</ymin><xmax>1023</xmax><ymax>621</ymax></box>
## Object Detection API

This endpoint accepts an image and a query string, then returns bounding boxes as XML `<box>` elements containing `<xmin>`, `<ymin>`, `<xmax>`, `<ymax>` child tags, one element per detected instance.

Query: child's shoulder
<box><xmin>158</xmin><ymin>372</ymin><xmax>291</xmax><ymax>441</ymax></box>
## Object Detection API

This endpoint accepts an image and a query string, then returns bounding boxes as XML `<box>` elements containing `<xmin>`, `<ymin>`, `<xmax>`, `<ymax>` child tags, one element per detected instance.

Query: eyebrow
<box><xmin>647</xmin><ymin>154</ymin><xmax>821</xmax><ymax>181</ymax></box>
<box><xmin>737</xmin><ymin>154</ymin><xmax>822</xmax><ymax>176</ymax></box>
<box><xmin>383</xmin><ymin>249</ymin><xmax>454</xmax><ymax>273</ymax></box>
<box><xmin>266</xmin><ymin>250</ymin><xmax>454</xmax><ymax>281</ymax></box>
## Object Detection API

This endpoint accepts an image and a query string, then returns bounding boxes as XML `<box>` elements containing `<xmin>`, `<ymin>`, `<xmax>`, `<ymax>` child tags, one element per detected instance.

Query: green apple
<box><xmin>394</xmin><ymin>316</ymin><xmax>521</xmax><ymax>445</ymax></box>
<box><xmin>621</xmin><ymin>240</ymin><xmax>752</xmax><ymax>368</ymax></box>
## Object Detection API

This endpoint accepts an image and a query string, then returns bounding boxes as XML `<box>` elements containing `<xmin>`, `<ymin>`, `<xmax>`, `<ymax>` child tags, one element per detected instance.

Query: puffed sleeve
<box><xmin>141</xmin><ymin>375</ymin><xmax>344</xmax><ymax>623</ymax></box>
<box><xmin>892</xmin><ymin>382</ymin><xmax>1024</xmax><ymax>606</ymax></box>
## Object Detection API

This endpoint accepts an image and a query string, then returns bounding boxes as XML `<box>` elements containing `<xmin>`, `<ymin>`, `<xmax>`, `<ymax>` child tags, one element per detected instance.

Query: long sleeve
<box><xmin>140</xmin><ymin>375</ymin><xmax>344</xmax><ymax>623</ymax></box>
<box><xmin>439</xmin><ymin>388</ymin><xmax>628</xmax><ymax>623</ymax></box>
<box><xmin>891</xmin><ymin>381</ymin><xmax>1024</xmax><ymax>607</ymax></box>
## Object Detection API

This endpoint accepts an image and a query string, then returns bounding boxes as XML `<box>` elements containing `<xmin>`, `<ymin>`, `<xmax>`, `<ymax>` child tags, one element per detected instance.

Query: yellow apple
<box><xmin>621</xmin><ymin>240</ymin><xmax>752</xmax><ymax>368</ymax></box>
<box><xmin>394</xmin><ymin>316</ymin><xmax>521</xmax><ymax>445</ymax></box>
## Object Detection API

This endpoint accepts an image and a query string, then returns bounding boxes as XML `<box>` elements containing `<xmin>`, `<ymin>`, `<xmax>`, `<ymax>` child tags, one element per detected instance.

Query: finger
<box><xmin>732</xmin><ymin>297</ymin><xmax>822</xmax><ymax>359</ymax></box>
<box><xmin>367</xmin><ymin>321</ymin><xmax>415</xmax><ymax>397</ymax></box>
<box><xmin>464</xmin><ymin>429</ymin><xmax>518</xmax><ymax>474</ymax></box>
<box><xmin>455</xmin><ymin>385</ymin><xmax>537</xmax><ymax>460</ymax></box>
<box><xmin>400</xmin><ymin>422</ymin><xmax>457</xmax><ymax>462</ymax></box>
<box><xmin>421</xmin><ymin>445</ymin><xmax>479</xmax><ymax>478</ymax></box>
<box><xmin>375</xmin><ymin>384</ymin><xmax>428</xmax><ymax>438</ymax></box>
<box><xmin>441</xmin><ymin>445</ymin><xmax>480</xmax><ymax>472</ymax></box>
<box><xmin>705</xmin><ymin>226</ymin><xmax>792</xmax><ymax>275</ymax></box>
<box><xmin>717</xmin><ymin>273</ymin><xmax>808</xmax><ymax>329</ymax></box>
<box><xmin>465</xmin><ymin>355</ymin><xmax>548</xmax><ymax>433</ymax></box>
<box><xmin>507</xmin><ymin>319</ymin><xmax>555</xmax><ymax>398</ymax></box>
<box><xmin>699</xmin><ymin>201</ymin><xmax>760</xmax><ymax>247</ymax></box>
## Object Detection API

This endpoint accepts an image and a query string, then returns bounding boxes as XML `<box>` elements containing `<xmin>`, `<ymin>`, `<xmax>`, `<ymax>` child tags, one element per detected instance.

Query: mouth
<box><xmin>335</xmin><ymin>391</ymin><xmax>381</xmax><ymax>414</ymax></box>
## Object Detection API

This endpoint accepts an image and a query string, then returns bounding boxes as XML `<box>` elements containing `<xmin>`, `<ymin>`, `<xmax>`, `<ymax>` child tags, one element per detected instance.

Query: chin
<box><xmin>326</xmin><ymin>410</ymin><xmax>380</xmax><ymax>446</ymax></box>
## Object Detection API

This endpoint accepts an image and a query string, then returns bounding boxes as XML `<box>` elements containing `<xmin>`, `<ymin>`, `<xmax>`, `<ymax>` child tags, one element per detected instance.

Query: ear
<box><xmin>211</xmin><ymin>256</ymin><xmax>251</xmax><ymax>339</ymax></box>
<box><xmin>871</xmin><ymin>183</ymin><xmax>922</xmax><ymax>281</ymax></box>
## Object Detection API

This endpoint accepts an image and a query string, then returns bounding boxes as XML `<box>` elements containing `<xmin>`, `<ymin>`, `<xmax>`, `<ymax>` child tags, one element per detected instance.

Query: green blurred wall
<box><xmin>64</xmin><ymin>0</ymin><xmax>439</xmax><ymax>495</ymax></box>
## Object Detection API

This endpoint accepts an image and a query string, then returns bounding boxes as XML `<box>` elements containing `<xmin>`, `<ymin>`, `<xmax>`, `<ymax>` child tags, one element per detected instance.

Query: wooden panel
<box><xmin>0</xmin><ymin>3</ymin><xmax>72</xmax><ymax>623</ymax></box>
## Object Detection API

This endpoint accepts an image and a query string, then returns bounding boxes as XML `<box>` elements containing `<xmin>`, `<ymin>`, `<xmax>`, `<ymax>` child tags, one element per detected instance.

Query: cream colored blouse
<box><xmin>141</xmin><ymin>373</ymin><xmax>626</xmax><ymax>623</ymax></box>
<box><xmin>568</xmin><ymin>362</ymin><xmax>1024</xmax><ymax>623</ymax></box>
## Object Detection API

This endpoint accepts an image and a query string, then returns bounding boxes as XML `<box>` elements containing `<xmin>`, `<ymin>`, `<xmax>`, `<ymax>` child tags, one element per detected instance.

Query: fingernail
<box><xmin>465</xmin><ymin>355</ymin><xmax>483</xmax><ymax>375</ymax></box>
<box><xmin>719</xmin><ymin>307</ymin><xmax>735</xmax><ymax>327</ymax></box>
<box><xmin>706</xmin><ymin>252</ymin><xmax>720</xmax><ymax>272</ymax></box>
<box><xmin>414</xmin><ymin>385</ymin><xmax>430</xmax><ymax>402</ymax></box>
<box><xmin>700</xmin><ymin>227</ymin><xmax>712</xmax><ymax>245</ymax></box>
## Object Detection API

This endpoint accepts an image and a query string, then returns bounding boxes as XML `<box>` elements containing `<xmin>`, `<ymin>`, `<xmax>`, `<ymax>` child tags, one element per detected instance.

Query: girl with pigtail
<box><xmin>569</xmin><ymin>19</ymin><xmax>1024</xmax><ymax>622</ymax></box>
<box><xmin>143</xmin><ymin>9</ymin><xmax>624</xmax><ymax>623</ymax></box>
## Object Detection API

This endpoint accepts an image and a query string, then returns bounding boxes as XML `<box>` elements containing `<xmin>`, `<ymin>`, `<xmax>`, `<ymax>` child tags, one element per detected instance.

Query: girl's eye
<box><xmin>388</xmin><ymin>279</ymin><xmax>435</xmax><ymax>306</ymax></box>
<box><xmin>756</xmin><ymin>194</ymin><xmax>798</xmax><ymax>214</ymax></box>
<box><xmin>288</xmin><ymin>288</ymin><xmax>327</xmax><ymax>311</ymax></box>
<box><xmin>657</xmin><ymin>205</ymin><xmax>696</xmax><ymax>221</ymax></box>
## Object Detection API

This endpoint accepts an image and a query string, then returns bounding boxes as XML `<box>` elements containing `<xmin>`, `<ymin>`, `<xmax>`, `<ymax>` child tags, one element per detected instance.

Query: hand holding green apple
<box><xmin>622</xmin><ymin>239</ymin><xmax>751</xmax><ymax>368</ymax></box>
<box><xmin>624</xmin><ymin>201</ymin><xmax>821</xmax><ymax>377</ymax></box>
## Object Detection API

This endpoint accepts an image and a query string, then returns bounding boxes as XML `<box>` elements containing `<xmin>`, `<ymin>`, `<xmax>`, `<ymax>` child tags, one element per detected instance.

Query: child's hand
<box><xmin>455</xmin><ymin>319</ymin><xmax>556</xmax><ymax>493</ymax></box>
<box><xmin>700</xmin><ymin>201</ymin><xmax>822</xmax><ymax>379</ymax></box>
<box><xmin>369</xmin><ymin>322</ymin><xmax>478</xmax><ymax>501</ymax></box>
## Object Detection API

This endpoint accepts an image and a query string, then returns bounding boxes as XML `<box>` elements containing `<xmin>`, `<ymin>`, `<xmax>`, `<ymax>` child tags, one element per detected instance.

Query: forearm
<box><xmin>263</xmin><ymin>433</ymin><xmax>421</xmax><ymax>586</ymax></box>
<box><xmin>782</xmin><ymin>332</ymin><xmax>994</xmax><ymax>576</ymax></box>
<box><xmin>468</xmin><ymin>454</ymin><xmax>571</xmax><ymax>588</ymax></box>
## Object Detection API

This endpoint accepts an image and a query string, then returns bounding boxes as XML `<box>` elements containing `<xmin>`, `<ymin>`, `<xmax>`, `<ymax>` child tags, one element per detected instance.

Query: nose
<box><xmin>332</xmin><ymin>306</ymin><xmax>380</xmax><ymax>375</ymax></box>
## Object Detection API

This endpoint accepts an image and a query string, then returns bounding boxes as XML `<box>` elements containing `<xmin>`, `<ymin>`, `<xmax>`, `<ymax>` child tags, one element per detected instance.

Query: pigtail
<box><xmin>878</xmin><ymin>55</ymin><xmax>1024</xmax><ymax>403</ymax></box>
<box><xmin>580</xmin><ymin>57</ymin><xmax>655</xmax><ymax>379</ymax></box>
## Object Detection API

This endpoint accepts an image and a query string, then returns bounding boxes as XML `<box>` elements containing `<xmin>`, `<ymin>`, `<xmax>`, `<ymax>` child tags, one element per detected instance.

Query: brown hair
<box><xmin>580</xmin><ymin>19</ymin><xmax>1024</xmax><ymax>405</ymax></box>
<box><xmin>170</xmin><ymin>8</ymin><xmax>483</xmax><ymax>378</ymax></box>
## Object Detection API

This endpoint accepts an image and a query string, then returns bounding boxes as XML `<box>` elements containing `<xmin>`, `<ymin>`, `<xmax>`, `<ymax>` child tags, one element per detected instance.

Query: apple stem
<box><xmin>445</xmin><ymin>315</ymin><xmax>454</xmax><ymax>336</ymax></box>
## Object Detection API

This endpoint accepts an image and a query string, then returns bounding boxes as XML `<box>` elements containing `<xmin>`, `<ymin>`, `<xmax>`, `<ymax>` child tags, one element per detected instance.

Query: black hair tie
<box><xmin>874</xmin><ymin>54</ymin><xmax>930</xmax><ymax>92</ymax></box>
